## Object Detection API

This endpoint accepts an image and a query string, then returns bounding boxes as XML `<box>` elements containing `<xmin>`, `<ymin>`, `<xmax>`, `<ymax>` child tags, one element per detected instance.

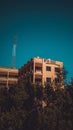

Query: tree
<box><xmin>55</xmin><ymin>67</ymin><xmax>67</xmax><ymax>89</ymax></box>
<box><xmin>0</xmin><ymin>76</ymin><xmax>73</xmax><ymax>130</ymax></box>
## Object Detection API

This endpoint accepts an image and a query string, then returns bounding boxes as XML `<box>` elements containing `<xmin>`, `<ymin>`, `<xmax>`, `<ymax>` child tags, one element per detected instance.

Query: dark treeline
<box><xmin>0</xmin><ymin>78</ymin><xmax>73</xmax><ymax>130</ymax></box>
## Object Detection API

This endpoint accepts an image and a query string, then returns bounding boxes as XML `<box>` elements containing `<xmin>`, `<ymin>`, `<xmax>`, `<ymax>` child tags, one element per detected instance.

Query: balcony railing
<box><xmin>35</xmin><ymin>70</ymin><xmax>42</xmax><ymax>74</ymax></box>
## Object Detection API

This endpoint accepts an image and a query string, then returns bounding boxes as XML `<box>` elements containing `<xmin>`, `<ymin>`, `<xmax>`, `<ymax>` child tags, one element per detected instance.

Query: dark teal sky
<box><xmin>0</xmin><ymin>0</ymin><xmax>73</xmax><ymax>81</ymax></box>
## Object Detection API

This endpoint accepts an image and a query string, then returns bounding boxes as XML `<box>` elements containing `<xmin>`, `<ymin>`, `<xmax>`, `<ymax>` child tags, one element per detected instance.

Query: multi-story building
<box><xmin>19</xmin><ymin>57</ymin><xmax>64</xmax><ymax>88</ymax></box>
<box><xmin>0</xmin><ymin>67</ymin><xmax>18</xmax><ymax>88</ymax></box>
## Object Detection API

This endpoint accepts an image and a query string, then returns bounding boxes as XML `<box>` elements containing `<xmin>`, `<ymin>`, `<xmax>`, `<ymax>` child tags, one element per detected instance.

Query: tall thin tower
<box><xmin>11</xmin><ymin>35</ymin><xmax>17</xmax><ymax>68</ymax></box>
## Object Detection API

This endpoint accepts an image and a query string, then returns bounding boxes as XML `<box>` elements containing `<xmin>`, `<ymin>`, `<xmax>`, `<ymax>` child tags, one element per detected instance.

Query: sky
<box><xmin>0</xmin><ymin>0</ymin><xmax>73</xmax><ymax>81</ymax></box>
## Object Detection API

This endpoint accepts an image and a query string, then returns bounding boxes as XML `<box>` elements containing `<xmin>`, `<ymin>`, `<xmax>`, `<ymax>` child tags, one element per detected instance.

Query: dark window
<box><xmin>0</xmin><ymin>83</ymin><xmax>6</xmax><ymax>86</ymax></box>
<box><xmin>55</xmin><ymin>67</ymin><xmax>60</xmax><ymax>72</ymax></box>
<box><xmin>35</xmin><ymin>67</ymin><xmax>42</xmax><ymax>71</ymax></box>
<box><xmin>55</xmin><ymin>78</ymin><xmax>59</xmax><ymax>83</ymax></box>
<box><xmin>46</xmin><ymin>66</ymin><xmax>51</xmax><ymax>71</ymax></box>
<box><xmin>35</xmin><ymin>78</ymin><xmax>42</xmax><ymax>85</ymax></box>
<box><xmin>0</xmin><ymin>73</ymin><xmax>7</xmax><ymax>78</ymax></box>
<box><xmin>46</xmin><ymin>78</ymin><xmax>51</xmax><ymax>83</ymax></box>
<box><xmin>9</xmin><ymin>75</ymin><xmax>18</xmax><ymax>78</ymax></box>
<box><xmin>35</xmin><ymin>78</ymin><xmax>42</xmax><ymax>82</ymax></box>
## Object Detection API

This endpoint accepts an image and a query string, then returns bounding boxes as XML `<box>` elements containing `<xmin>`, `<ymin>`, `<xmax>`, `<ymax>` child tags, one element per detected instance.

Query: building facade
<box><xmin>0</xmin><ymin>67</ymin><xmax>18</xmax><ymax>88</ymax></box>
<box><xmin>19</xmin><ymin>57</ymin><xmax>63</xmax><ymax>88</ymax></box>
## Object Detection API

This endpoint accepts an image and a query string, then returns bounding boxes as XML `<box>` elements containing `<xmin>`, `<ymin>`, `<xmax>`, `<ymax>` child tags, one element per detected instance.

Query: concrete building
<box><xmin>0</xmin><ymin>67</ymin><xmax>18</xmax><ymax>88</ymax></box>
<box><xmin>19</xmin><ymin>57</ymin><xmax>63</xmax><ymax>88</ymax></box>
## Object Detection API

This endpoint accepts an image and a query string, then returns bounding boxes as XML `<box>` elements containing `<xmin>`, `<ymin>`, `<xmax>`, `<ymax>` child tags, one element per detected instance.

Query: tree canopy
<box><xmin>0</xmin><ymin>76</ymin><xmax>73</xmax><ymax>130</ymax></box>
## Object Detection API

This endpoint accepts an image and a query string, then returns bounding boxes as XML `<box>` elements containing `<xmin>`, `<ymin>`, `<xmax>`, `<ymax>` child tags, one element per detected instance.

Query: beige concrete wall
<box><xmin>19</xmin><ymin>57</ymin><xmax>63</xmax><ymax>89</ymax></box>
<box><xmin>33</xmin><ymin>57</ymin><xmax>63</xmax><ymax>86</ymax></box>
<box><xmin>0</xmin><ymin>67</ymin><xmax>18</xmax><ymax>88</ymax></box>
<box><xmin>0</xmin><ymin>67</ymin><xmax>18</xmax><ymax>73</ymax></box>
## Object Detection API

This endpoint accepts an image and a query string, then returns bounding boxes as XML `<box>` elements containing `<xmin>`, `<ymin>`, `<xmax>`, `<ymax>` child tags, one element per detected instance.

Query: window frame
<box><xmin>46</xmin><ymin>77</ymin><xmax>51</xmax><ymax>83</ymax></box>
<box><xmin>55</xmin><ymin>67</ymin><xmax>60</xmax><ymax>72</ymax></box>
<box><xmin>46</xmin><ymin>66</ymin><xmax>51</xmax><ymax>71</ymax></box>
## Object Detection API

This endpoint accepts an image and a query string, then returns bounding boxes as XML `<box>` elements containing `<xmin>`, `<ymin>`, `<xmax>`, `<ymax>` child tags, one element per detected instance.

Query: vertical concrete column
<box><xmin>7</xmin><ymin>70</ymin><xmax>9</xmax><ymax>88</ymax></box>
<box><xmin>42</xmin><ymin>59</ymin><xmax>44</xmax><ymax>86</ymax></box>
<box><xmin>33</xmin><ymin>59</ymin><xmax>35</xmax><ymax>84</ymax></box>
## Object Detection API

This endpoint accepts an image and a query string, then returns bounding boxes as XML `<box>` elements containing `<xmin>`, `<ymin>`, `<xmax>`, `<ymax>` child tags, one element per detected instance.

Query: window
<box><xmin>55</xmin><ymin>78</ymin><xmax>59</xmax><ymax>83</ymax></box>
<box><xmin>35</xmin><ymin>67</ymin><xmax>42</xmax><ymax>71</ymax></box>
<box><xmin>46</xmin><ymin>66</ymin><xmax>51</xmax><ymax>71</ymax></box>
<box><xmin>0</xmin><ymin>73</ymin><xmax>7</xmax><ymax>78</ymax></box>
<box><xmin>35</xmin><ymin>78</ymin><xmax>42</xmax><ymax>85</ymax></box>
<box><xmin>35</xmin><ymin>78</ymin><xmax>42</xmax><ymax>82</ymax></box>
<box><xmin>9</xmin><ymin>73</ymin><xmax>18</xmax><ymax>78</ymax></box>
<box><xmin>0</xmin><ymin>82</ymin><xmax>6</xmax><ymax>86</ymax></box>
<box><xmin>46</xmin><ymin>78</ymin><xmax>51</xmax><ymax>83</ymax></box>
<box><xmin>55</xmin><ymin>67</ymin><xmax>60</xmax><ymax>72</ymax></box>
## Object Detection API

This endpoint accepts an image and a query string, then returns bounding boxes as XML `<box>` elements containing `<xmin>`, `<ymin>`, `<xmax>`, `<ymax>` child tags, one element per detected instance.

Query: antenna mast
<box><xmin>12</xmin><ymin>35</ymin><xmax>17</xmax><ymax>68</ymax></box>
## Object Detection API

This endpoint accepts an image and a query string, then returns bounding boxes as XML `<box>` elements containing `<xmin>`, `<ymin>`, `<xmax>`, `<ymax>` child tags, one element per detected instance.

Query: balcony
<box><xmin>35</xmin><ymin>70</ymin><xmax>42</xmax><ymax>74</ymax></box>
<box><xmin>35</xmin><ymin>78</ymin><xmax>42</xmax><ymax>85</ymax></box>
<box><xmin>35</xmin><ymin>66</ymin><xmax>42</xmax><ymax>74</ymax></box>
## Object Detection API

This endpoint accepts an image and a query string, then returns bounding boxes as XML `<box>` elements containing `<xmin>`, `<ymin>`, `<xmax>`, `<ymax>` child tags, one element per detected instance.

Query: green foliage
<box><xmin>55</xmin><ymin>67</ymin><xmax>67</xmax><ymax>89</ymax></box>
<box><xmin>0</xmin><ymin>80</ymin><xmax>73</xmax><ymax>130</ymax></box>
